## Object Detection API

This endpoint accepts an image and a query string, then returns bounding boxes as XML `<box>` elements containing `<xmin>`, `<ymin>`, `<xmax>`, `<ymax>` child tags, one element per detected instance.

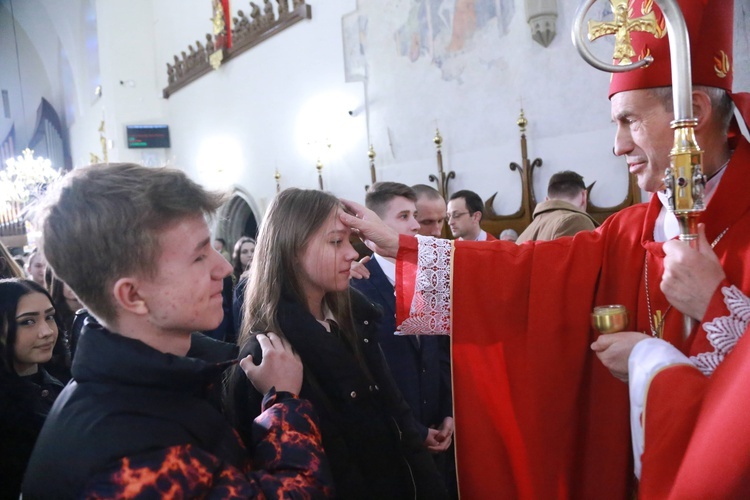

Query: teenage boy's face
<box><xmin>138</xmin><ymin>214</ymin><xmax>232</xmax><ymax>336</ymax></box>
<box><xmin>381</xmin><ymin>196</ymin><xmax>420</xmax><ymax>236</ymax></box>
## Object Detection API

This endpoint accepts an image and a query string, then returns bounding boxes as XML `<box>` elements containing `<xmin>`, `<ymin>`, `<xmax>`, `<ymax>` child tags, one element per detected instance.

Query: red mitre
<box><xmin>608</xmin><ymin>0</ymin><xmax>733</xmax><ymax>97</ymax></box>
<box><xmin>607</xmin><ymin>0</ymin><xmax>750</xmax><ymax>139</ymax></box>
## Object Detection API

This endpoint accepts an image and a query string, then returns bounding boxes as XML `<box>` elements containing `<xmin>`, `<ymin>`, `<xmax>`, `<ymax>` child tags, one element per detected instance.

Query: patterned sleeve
<box><xmin>628</xmin><ymin>286</ymin><xmax>750</xmax><ymax>480</ymax></box>
<box><xmin>81</xmin><ymin>445</ymin><xmax>268</xmax><ymax>499</ymax></box>
<box><xmin>249</xmin><ymin>390</ymin><xmax>334</xmax><ymax>498</ymax></box>
<box><xmin>82</xmin><ymin>393</ymin><xmax>333</xmax><ymax>499</ymax></box>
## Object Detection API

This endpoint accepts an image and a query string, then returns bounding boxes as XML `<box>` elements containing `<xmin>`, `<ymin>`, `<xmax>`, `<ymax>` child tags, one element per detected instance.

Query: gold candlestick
<box><xmin>365</xmin><ymin>145</ymin><xmax>376</xmax><ymax>191</ymax></box>
<box><xmin>428</xmin><ymin>129</ymin><xmax>455</xmax><ymax>200</ymax></box>
<box><xmin>316</xmin><ymin>159</ymin><xmax>324</xmax><ymax>190</ymax></box>
<box><xmin>368</xmin><ymin>145</ymin><xmax>376</xmax><ymax>183</ymax></box>
<box><xmin>98</xmin><ymin>119</ymin><xmax>108</xmax><ymax>164</ymax></box>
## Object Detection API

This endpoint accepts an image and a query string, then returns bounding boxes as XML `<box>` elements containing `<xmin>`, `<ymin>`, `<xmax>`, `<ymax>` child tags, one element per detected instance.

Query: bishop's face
<box><xmin>611</xmin><ymin>89</ymin><xmax>675</xmax><ymax>193</ymax></box>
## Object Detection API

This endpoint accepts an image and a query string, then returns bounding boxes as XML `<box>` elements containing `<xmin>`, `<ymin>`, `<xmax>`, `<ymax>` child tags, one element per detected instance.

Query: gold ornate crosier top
<box><xmin>588</xmin><ymin>0</ymin><xmax>665</xmax><ymax>64</ymax></box>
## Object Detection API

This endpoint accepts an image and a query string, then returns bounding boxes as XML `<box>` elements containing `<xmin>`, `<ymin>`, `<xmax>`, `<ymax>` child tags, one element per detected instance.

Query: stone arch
<box><xmin>215</xmin><ymin>188</ymin><xmax>259</xmax><ymax>254</ymax></box>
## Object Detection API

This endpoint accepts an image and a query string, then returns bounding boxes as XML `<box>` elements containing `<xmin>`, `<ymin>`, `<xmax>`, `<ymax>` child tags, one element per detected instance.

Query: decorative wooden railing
<box><xmin>163</xmin><ymin>0</ymin><xmax>311</xmax><ymax>98</ymax></box>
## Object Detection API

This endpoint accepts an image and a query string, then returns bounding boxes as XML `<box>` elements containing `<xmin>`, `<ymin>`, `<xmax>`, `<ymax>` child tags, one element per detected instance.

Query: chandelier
<box><xmin>0</xmin><ymin>148</ymin><xmax>60</xmax><ymax>204</ymax></box>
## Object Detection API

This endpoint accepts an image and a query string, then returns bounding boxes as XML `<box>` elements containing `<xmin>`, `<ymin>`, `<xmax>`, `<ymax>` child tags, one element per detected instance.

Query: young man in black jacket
<box><xmin>23</xmin><ymin>163</ymin><xmax>333</xmax><ymax>498</ymax></box>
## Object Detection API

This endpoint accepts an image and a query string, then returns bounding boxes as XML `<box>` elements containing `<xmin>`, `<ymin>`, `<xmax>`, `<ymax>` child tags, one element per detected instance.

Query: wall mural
<box><xmin>395</xmin><ymin>0</ymin><xmax>515</xmax><ymax>82</ymax></box>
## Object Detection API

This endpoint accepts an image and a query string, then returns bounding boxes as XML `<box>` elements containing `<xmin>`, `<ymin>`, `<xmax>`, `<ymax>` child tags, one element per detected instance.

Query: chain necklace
<box><xmin>645</xmin><ymin>226</ymin><xmax>730</xmax><ymax>338</ymax></box>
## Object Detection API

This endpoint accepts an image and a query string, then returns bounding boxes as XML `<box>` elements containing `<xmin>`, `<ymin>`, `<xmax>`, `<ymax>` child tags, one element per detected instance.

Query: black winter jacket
<box><xmin>0</xmin><ymin>367</ymin><xmax>64</xmax><ymax>499</ymax></box>
<box><xmin>228</xmin><ymin>288</ymin><xmax>448</xmax><ymax>500</ymax></box>
<box><xmin>23</xmin><ymin>322</ymin><xmax>333</xmax><ymax>499</ymax></box>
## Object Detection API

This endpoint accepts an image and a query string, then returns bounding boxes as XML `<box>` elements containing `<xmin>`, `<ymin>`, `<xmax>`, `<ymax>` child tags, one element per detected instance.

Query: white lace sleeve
<box><xmin>397</xmin><ymin>235</ymin><xmax>452</xmax><ymax>336</ymax></box>
<box><xmin>690</xmin><ymin>285</ymin><xmax>750</xmax><ymax>376</ymax></box>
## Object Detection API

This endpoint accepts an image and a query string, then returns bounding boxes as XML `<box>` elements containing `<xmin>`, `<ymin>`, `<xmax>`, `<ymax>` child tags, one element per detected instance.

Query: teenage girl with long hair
<box><xmin>225</xmin><ymin>189</ymin><xmax>446</xmax><ymax>499</ymax></box>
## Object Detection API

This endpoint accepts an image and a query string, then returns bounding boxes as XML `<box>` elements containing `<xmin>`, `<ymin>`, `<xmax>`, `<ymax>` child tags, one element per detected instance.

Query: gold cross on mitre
<box><xmin>588</xmin><ymin>0</ymin><xmax>665</xmax><ymax>65</ymax></box>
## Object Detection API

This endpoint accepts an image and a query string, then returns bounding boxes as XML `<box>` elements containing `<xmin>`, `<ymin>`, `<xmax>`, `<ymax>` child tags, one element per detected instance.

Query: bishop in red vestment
<box><xmin>342</xmin><ymin>0</ymin><xmax>750</xmax><ymax>497</ymax></box>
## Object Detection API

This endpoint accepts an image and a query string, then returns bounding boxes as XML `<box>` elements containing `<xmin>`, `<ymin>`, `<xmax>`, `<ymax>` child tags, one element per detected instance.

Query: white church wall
<box><xmin>145</xmin><ymin>0</ymin><xmax>748</xmax><ymax>218</ymax></box>
<box><xmin>51</xmin><ymin>0</ymin><xmax>109</xmax><ymax>167</ymax></box>
<box><xmin>91</xmin><ymin>0</ymin><xmax>167</xmax><ymax>166</ymax></box>
<box><xmin>150</xmin><ymin>0</ymin><xmax>367</xmax><ymax>216</ymax></box>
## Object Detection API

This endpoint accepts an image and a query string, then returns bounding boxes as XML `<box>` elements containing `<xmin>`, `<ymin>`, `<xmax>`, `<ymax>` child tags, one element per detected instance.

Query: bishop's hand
<box><xmin>591</xmin><ymin>331</ymin><xmax>650</xmax><ymax>382</ymax></box>
<box><xmin>661</xmin><ymin>223</ymin><xmax>726</xmax><ymax>321</ymax></box>
<box><xmin>340</xmin><ymin>199</ymin><xmax>400</xmax><ymax>258</ymax></box>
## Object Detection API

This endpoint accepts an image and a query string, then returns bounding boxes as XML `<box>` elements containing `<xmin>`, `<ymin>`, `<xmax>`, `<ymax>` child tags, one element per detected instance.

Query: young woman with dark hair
<box><xmin>231</xmin><ymin>236</ymin><xmax>256</xmax><ymax>283</ymax></box>
<box><xmin>0</xmin><ymin>278</ymin><xmax>66</xmax><ymax>498</ymax></box>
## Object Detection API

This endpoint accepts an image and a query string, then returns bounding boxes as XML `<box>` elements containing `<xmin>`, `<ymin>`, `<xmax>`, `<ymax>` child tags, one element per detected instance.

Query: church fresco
<box><xmin>394</xmin><ymin>0</ymin><xmax>515</xmax><ymax>81</ymax></box>
<box><xmin>341</xmin><ymin>0</ymin><xmax>602</xmax><ymax>166</ymax></box>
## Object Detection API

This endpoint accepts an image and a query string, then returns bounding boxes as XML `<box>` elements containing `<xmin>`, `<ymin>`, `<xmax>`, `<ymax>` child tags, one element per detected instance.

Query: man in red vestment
<box><xmin>341</xmin><ymin>0</ymin><xmax>750</xmax><ymax>497</ymax></box>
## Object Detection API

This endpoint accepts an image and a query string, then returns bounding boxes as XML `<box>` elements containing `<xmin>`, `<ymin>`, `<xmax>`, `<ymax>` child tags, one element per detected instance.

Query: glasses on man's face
<box><xmin>446</xmin><ymin>211</ymin><xmax>469</xmax><ymax>221</ymax></box>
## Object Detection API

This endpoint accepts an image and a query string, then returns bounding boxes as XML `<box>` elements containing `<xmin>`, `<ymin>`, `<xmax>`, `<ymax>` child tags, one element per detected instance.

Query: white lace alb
<box><xmin>397</xmin><ymin>235</ymin><xmax>452</xmax><ymax>336</ymax></box>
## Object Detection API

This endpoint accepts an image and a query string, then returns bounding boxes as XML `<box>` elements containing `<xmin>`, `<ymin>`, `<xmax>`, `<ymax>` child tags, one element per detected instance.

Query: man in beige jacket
<box><xmin>516</xmin><ymin>170</ymin><xmax>597</xmax><ymax>243</ymax></box>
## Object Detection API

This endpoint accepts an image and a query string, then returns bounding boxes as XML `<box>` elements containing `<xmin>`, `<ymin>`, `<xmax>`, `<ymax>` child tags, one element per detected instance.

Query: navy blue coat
<box><xmin>350</xmin><ymin>257</ymin><xmax>452</xmax><ymax>440</ymax></box>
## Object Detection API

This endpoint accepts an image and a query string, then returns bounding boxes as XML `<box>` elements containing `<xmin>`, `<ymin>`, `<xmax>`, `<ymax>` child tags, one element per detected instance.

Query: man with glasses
<box><xmin>447</xmin><ymin>190</ymin><xmax>496</xmax><ymax>241</ymax></box>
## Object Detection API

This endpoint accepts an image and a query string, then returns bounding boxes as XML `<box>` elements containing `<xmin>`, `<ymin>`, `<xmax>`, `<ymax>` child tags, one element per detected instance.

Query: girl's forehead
<box><xmin>327</xmin><ymin>209</ymin><xmax>350</xmax><ymax>232</ymax></box>
<box><xmin>17</xmin><ymin>292</ymin><xmax>52</xmax><ymax>311</ymax></box>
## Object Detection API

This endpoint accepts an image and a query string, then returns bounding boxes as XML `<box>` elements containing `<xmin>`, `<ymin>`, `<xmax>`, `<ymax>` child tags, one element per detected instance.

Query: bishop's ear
<box><xmin>112</xmin><ymin>277</ymin><xmax>149</xmax><ymax>316</ymax></box>
<box><xmin>691</xmin><ymin>89</ymin><xmax>713</xmax><ymax>131</ymax></box>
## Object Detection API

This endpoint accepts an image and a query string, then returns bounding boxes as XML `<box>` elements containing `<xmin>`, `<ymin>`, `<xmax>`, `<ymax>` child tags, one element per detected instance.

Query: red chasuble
<box><xmin>395</xmin><ymin>138</ymin><xmax>750</xmax><ymax>499</ymax></box>
<box><xmin>639</xmin><ymin>325</ymin><xmax>750</xmax><ymax>499</ymax></box>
